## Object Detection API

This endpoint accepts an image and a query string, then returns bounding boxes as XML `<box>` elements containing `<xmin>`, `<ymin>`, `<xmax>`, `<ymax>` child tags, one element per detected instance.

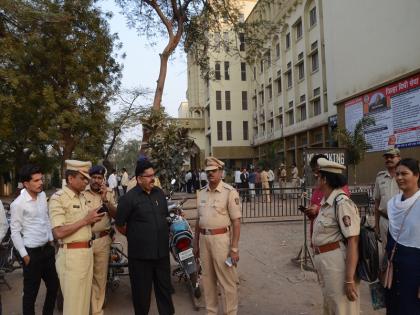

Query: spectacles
<box><xmin>140</xmin><ymin>174</ymin><xmax>155</xmax><ymax>178</ymax></box>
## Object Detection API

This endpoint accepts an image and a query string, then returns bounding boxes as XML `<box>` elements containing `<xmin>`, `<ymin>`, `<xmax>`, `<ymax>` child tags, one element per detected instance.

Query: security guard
<box><xmin>49</xmin><ymin>160</ymin><xmax>105</xmax><ymax>315</ymax></box>
<box><xmin>373</xmin><ymin>147</ymin><xmax>400</xmax><ymax>253</ymax></box>
<box><xmin>194</xmin><ymin>157</ymin><xmax>241</xmax><ymax>315</ymax></box>
<box><xmin>312</xmin><ymin>158</ymin><xmax>360</xmax><ymax>315</ymax></box>
<box><xmin>84</xmin><ymin>165</ymin><xmax>117</xmax><ymax>315</ymax></box>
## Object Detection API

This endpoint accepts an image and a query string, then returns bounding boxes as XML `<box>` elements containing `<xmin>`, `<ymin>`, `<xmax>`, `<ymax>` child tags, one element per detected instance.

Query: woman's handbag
<box><xmin>380</xmin><ymin>197</ymin><xmax>418</xmax><ymax>289</ymax></box>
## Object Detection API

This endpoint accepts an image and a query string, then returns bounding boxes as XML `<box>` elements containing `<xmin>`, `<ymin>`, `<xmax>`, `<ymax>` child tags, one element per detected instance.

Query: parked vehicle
<box><xmin>167</xmin><ymin>197</ymin><xmax>201</xmax><ymax>310</ymax></box>
<box><xmin>0</xmin><ymin>202</ymin><xmax>22</xmax><ymax>289</ymax></box>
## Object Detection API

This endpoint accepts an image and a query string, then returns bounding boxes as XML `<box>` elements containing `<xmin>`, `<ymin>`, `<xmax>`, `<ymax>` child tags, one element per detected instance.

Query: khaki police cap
<box><xmin>205</xmin><ymin>157</ymin><xmax>225</xmax><ymax>171</ymax></box>
<box><xmin>383</xmin><ymin>147</ymin><xmax>400</xmax><ymax>156</ymax></box>
<box><xmin>65</xmin><ymin>160</ymin><xmax>92</xmax><ymax>179</ymax></box>
<box><xmin>317</xmin><ymin>158</ymin><xmax>346</xmax><ymax>174</ymax></box>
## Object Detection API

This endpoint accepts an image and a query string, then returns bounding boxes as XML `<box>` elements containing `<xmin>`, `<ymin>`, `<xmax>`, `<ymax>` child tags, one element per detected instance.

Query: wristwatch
<box><xmin>230</xmin><ymin>247</ymin><xmax>239</xmax><ymax>253</ymax></box>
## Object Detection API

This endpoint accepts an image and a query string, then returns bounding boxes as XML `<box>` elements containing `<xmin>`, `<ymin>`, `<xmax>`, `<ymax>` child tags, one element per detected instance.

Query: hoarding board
<box><xmin>344</xmin><ymin>73</ymin><xmax>420</xmax><ymax>152</ymax></box>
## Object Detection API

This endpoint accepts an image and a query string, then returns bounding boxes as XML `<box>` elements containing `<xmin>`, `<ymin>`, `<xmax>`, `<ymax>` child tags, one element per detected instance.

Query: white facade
<box><xmin>323</xmin><ymin>0</ymin><xmax>420</xmax><ymax>105</ymax></box>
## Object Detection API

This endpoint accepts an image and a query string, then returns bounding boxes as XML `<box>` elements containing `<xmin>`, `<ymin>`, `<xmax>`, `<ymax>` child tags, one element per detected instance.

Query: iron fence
<box><xmin>238</xmin><ymin>185</ymin><xmax>375</xmax><ymax>221</ymax></box>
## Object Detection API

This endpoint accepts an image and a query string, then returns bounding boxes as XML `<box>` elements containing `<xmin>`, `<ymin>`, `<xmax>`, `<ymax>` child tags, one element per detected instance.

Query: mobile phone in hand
<box><xmin>97</xmin><ymin>205</ymin><xmax>108</xmax><ymax>214</ymax></box>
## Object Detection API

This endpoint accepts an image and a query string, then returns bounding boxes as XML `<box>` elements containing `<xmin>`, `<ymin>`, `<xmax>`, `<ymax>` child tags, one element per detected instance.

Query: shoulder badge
<box><xmin>342</xmin><ymin>215</ymin><xmax>351</xmax><ymax>227</ymax></box>
<box><xmin>235</xmin><ymin>197</ymin><xmax>240</xmax><ymax>205</ymax></box>
<box><xmin>222</xmin><ymin>182</ymin><xmax>234</xmax><ymax>191</ymax></box>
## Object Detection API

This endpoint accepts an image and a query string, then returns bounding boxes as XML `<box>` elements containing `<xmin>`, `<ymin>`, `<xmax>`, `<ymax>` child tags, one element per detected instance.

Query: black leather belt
<box><xmin>26</xmin><ymin>243</ymin><xmax>52</xmax><ymax>252</ymax></box>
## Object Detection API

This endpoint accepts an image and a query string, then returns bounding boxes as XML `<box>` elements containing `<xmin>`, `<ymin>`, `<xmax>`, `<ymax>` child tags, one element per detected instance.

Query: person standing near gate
<box><xmin>261</xmin><ymin>167</ymin><xmax>271</xmax><ymax>203</ymax></box>
<box><xmin>84</xmin><ymin>165</ymin><xmax>117</xmax><ymax>315</ymax></box>
<box><xmin>194</xmin><ymin>157</ymin><xmax>241</xmax><ymax>315</ymax></box>
<box><xmin>49</xmin><ymin>160</ymin><xmax>105</xmax><ymax>315</ymax></box>
<box><xmin>10</xmin><ymin>164</ymin><xmax>59</xmax><ymax>315</ymax></box>
<box><xmin>373</xmin><ymin>147</ymin><xmax>400</xmax><ymax>253</ymax></box>
<box><xmin>312</xmin><ymin>158</ymin><xmax>360</xmax><ymax>314</ymax></box>
<box><xmin>115</xmin><ymin>158</ymin><xmax>174</xmax><ymax>315</ymax></box>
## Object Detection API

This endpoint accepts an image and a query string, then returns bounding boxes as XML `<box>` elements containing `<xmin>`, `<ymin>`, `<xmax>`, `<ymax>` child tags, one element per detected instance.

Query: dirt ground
<box><xmin>1</xmin><ymin>220</ymin><xmax>385</xmax><ymax>315</ymax></box>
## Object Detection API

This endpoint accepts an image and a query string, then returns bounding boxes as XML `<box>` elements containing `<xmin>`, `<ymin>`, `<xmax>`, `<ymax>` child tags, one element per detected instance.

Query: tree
<box><xmin>334</xmin><ymin>116</ymin><xmax>375</xmax><ymax>184</ymax></box>
<box><xmin>116</xmin><ymin>0</ymin><xmax>275</xmax><ymax>147</ymax></box>
<box><xmin>141</xmin><ymin>108</ymin><xmax>194</xmax><ymax>190</ymax></box>
<box><xmin>0</xmin><ymin>0</ymin><xmax>122</xmax><ymax>177</ymax></box>
<box><xmin>103</xmin><ymin>87</ymin><xmax>152</xmax><ymax>170</ymax></box>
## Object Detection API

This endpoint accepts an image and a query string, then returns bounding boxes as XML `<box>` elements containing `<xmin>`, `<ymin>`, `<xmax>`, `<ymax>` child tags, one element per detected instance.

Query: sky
<box><xmin>98</xmin><ymin>0</ymin><xmax>188</xmax><ymax>119</ymax></box>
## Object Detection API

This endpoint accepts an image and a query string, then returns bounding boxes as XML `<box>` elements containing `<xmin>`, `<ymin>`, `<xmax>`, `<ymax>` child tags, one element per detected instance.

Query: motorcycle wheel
<box><xmin>188</xmin><ymin>272</ymin><xmax>201</xmax><ymax>299</ymax></box>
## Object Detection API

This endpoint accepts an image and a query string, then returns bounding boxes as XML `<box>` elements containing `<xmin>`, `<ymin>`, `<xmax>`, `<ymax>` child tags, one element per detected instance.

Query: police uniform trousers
<box><xmin>56</xmin><ymin>247</ymin><xmax>93</xmax><ymax>315</ymax></box>
<box><xmin>261</xmin><ymin>182</ymin><xmax>270</xmax><ymax>202</ymax></box>
<box><xmin>91</xmin><ymin>235</ymin><xmax>112</xmax><ymax>315</ymax></box>
<box><xmin>379</xmin><ymin>216</ymin><xmax>389</xmax><ymax>262</ymax></box>
<box><xmin>200</xmin><ymin>232</ymin><xmax>238</xmax><ymax>315</ymax></box>
<box><xmin>314</xmin><ymin>244</ymin><xmax>360</xmax><ymax>315</ymax></box>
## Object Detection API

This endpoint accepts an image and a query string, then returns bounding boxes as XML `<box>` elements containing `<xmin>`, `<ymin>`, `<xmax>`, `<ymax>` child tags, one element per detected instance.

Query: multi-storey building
<box><xmin>186</xmin><ymin>0</ymin><xmax>257</xmax><ymax>169</ymax></box>
<box><xmin>248</xmin><ymin>0</ymin><xmax>332</xmax><ymax>169</ymax></box>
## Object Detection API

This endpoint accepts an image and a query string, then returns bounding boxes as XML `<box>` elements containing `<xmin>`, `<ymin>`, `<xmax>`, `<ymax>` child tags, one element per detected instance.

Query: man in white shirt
<box><xmin>0</xmin><ymin>200</ymin><xmax>8</xmax><ymax>242</ymax></box>
<box><xmin>268</xmin><ymin>168</ymin><xmax>275</xmax><ymax>189</ymax></box>
<box><xmin>10</xmin><ymin>165</ymin><xmax>59</xmax><ymax>315</ymax></box>
<box><xmin>107</xmin><ymin>169</ymin><xmax>118</xmax><ymax>198</ymax></box>
<box><xmin>199</xmin><ymin>169</ymin><xmax>208</xmax><ymax>188</ymax></box>
<box><xmin>234</xmin><ymin>168</ymin><xmax>242</xmax><ymax>189</ymax></box>
<box><xmin>121</xmin><ymin>167</ymin><xmax>129</xmax><ymax>194</ymax></box>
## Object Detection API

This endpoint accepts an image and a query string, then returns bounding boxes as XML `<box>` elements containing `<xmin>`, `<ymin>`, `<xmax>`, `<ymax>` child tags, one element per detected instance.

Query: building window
<box><xmin>299</xmin><ymin>104</ymin><xmax>307</xmax><ymax>121</ymax></box>
<box><xmin>276</xmin><ymin>78</ymin><xmax>282</xmax><ymax>94</ymax></box>
<box><xmin>243</xmin><ymin>121</ymin><xmax>249</xmax><ymax>140</ymax></box>
<box><xmin>223</xmin><ymin>32</ymin><xmax>229</xmax><ymax>52</ymax></box>
<box><xmin>313</xmin><ymin>87</ymin><xmax>320</xmax><ymax>96</ymax></box>
<box><xmin>296</xmin><ymin>20</ymin><xmax>302</xmax><ymax>39</ymax></box>
<box><xmin>225</xmin><ymin>91</ymin><xmax>231</xmax><ymax>110</ymax></box>
<box><xmin>287</xmin><ymin>110</ymin><xmax>294</xmax><ymax>125</ymax></box>
<box><xmin>215</xmin><ymin>62</ymin><xmax>221</xmax><ymax>80</ymax></box>
<box><xmin>288</xmin><ymin>100</ymin><xmax>293</xmax><ymax>108</ymax></box>
<box><xmin>309</xmin><ymin>7</ymin><xmax>317</xmax><ymax>27</ymax></box>
<box><xmin>298</xmin><ymin>62</ymin><xmax>304</xmax><ymax>80</ymax></box>
<box><xmin>217</xmin><ymin>121</ymin><xmax>223</xmax><ymax>140</ymax></box>
<box><xmin>239</xmin><ymin>13</ymin><xmax>244</xmax><ymax>23</ymax></box>
<box><xmin>260</xmin><ymin>60</ymin><xmax>264</xmax><ymax>73</ymax></box>
<box><xmin>239</xmin><ymin>33</ymin><xmax>245</xmax><ymax>51</ymax></box>
<box><xmin>275</xmin><ymin>42</ymin><xmax>280</xmax><ymax>58</ymax></box>
<box><xmin>241</xmin><ymin>62</ymin><xmax>247</xmax><ymax>81</ymax></box>
<box><xmin>214</xmin><ymin>32</ymin><xmax>221</xmax><ymax>49</ymax></box>
<box><xmin>286</xmin><ymin>71</ymin><xmax>292</xmax><ymax>88</ymax></box>
<box><xmin>226</xmin><ymin>121</ymin><xmax>232</xmax><ymax>141</ymax></box>
<box><xmin>265</xmin><ymin>51</ymin><xmax>271</xmax><ymax>68</ymax></box>
<box><xmin>253</xmin><ymin>66</ymin><xmax>256</xmax><ymax>80</ymax></box>
<box><xmin>267</xmin><ymin>85</ymin><xmax>272</xmax><ymax>100</ymax></box>
<box><xmin>313</xmin><ymin>99</ymin><xmax>321</xmax><ymax>116</ymax></box>
<box><xmin>242</xmin><ymin>91</ymin><xmax>248</xmax><ymax>110</ymax></box>
<box><xmin>224</xmin><ymin>61</ymin><xmax>230</xmax><ymax>80</ymax></box>
<box><xmin>216</xmin><ymin>91</ymin><xmax>222</xmax><ymax>110</ymax></box>
<box><xmin>311</xmin><ymin>52</ymin><xmax>319</xmax><ymax>72</ymax></box>
<box><xmin>285</xmin><ymin>32</ymin><xmax>290</xmax><ymax>49</ymax></box>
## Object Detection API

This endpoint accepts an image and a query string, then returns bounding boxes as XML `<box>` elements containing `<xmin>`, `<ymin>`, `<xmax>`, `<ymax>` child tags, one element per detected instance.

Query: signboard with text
<box><xmin>344</xmin><ymin>73</ymin><xmax>420</xmax><ymax>152</ymax></box>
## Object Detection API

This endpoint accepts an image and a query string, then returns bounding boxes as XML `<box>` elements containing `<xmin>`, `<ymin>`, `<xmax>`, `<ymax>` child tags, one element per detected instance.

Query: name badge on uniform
<box><xmin>73</xmin><ymin>205</ymin><xmax>80</xmax><ymax>208</ymax></box>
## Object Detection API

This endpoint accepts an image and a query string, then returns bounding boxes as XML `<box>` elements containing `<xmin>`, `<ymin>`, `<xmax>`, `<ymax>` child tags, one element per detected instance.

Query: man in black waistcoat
<box><xmin>115</xmin><ymin>158</ymin><xmax>174</xmax><ymax>315</ymax></box>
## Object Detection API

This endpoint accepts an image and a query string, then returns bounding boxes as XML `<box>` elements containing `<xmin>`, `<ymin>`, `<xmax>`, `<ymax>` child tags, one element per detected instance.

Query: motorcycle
<box><xmin>167</xmin><ymin>197</ymin><xmax>202</xmax><ymax>310</ymax></box>
<box><xmin>0</xmin><ymin>202</ymin><xmax>22</xmax><ymax>289</ymax></box>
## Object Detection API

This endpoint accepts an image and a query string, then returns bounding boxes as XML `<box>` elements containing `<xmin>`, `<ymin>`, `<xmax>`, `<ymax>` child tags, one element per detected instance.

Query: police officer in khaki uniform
<box><xmin>49</xmin><ymin>160</ymin><xmax>105</xmax><ymax>315</ymax></box>
<box><xmin>312</xmin><ymin>158</ymin><xmax>360</xmax><ymax>315</ymax></box>
<box><xmin>373</xmin><ymin>147</ymin><xmax>400</xmax><ymax>254</ymax></box>
<box><xmin>84</xmin><ymin>165</ymin><xmax>117</xmax><ymax>315</ymax></box>
<box><xmin>194</xmin><ymin>157</ymin><xmax>241</xmax><ymax>315</ymax></box>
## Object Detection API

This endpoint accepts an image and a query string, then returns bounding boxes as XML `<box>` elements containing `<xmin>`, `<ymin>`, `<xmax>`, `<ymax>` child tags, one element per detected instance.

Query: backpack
<box><xmin>334</xmin><ymin>193</ymin><xmax>379</xmax><ymax>283</ymax></box>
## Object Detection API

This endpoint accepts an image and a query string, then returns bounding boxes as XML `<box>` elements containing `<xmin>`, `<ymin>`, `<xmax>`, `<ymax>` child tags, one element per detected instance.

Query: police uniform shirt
<box><xmin>49</xmin><ymin>186</ymin><xmax>92</xmax><ymax>243</ymax></box>
<box><xmin>84</xmin><ymin>187</ymin><xmax>116</xmax><ymax>233</ymax></box>
<box><xmin>115</xmin><ymin>185</ymin><xmax>169</xmax><ymax>260</ymax></box>
<box><xmin>373</xmin><ymin>170</ymin><xmax>399</xmax><ymax>215</ymax></box>
<box><xmin>198</xmin><ymin>181</ymin><xmax>241</xmax><ymax>229</ymax></box>
<box><xmin>312</xmin><ymin>189</ymin><xmax>360</xmax><ymax>247</ymax></box>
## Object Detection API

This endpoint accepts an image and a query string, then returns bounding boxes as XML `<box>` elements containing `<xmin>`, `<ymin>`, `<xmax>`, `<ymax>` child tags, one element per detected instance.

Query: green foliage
<box><xmin>334</xmin><ymin>116</ymin><xmax>375</xmax><ymax>183</ymax></box>
<box><xmin>0</xmin><ymin>0</ymin><xmax>122</xmax><ymax>175</ymax></box>
<box><xmin>110</xmin><ymin>139</ymin><xmax>142</xmax><ymax>176</ymax></box>
<box><xmin>141</xmin><ymin>108</ymin><xmax>194</xmax><ymax>190</ymax></box>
